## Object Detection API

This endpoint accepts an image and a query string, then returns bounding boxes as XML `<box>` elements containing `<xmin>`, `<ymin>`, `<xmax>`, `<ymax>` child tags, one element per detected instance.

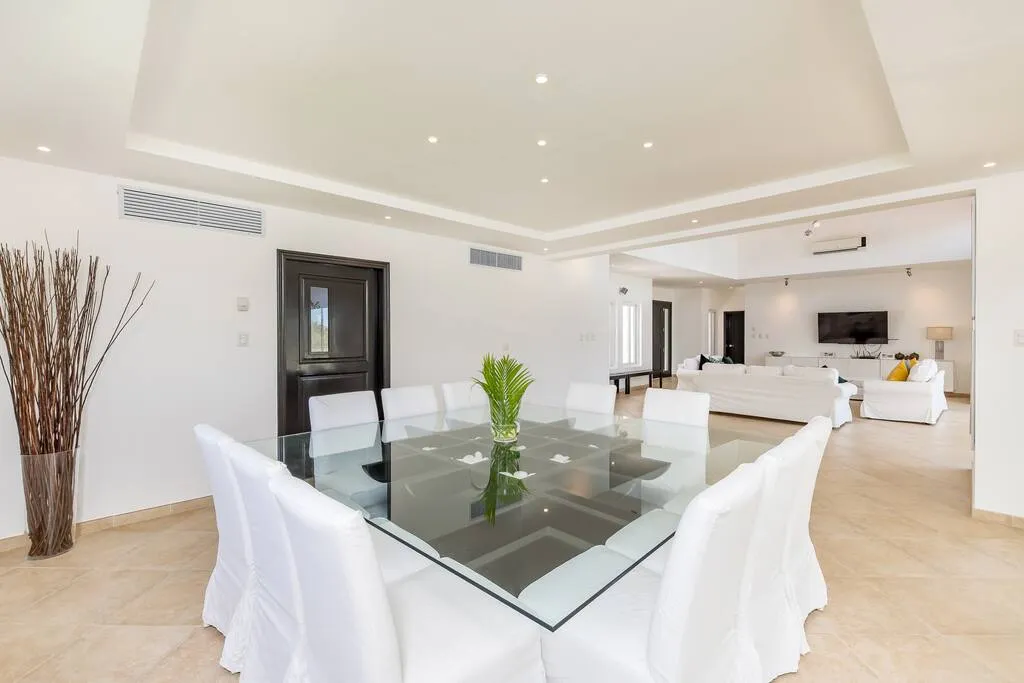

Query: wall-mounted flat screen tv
<box><xmin>817</xmin><ymin>311</ymin><xmax>888</xmax><ymax>344</ymax></box>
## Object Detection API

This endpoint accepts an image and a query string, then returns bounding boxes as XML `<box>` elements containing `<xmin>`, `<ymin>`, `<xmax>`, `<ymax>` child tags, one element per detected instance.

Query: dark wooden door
<box><xmin>652</xmin><ymin>300</ymin><xmax>673</xmax><ymax>377</ymax></box>
<box><xmin>277</xmin><ymin>251</ymin><xmax>389</xmax><ymax>439</ymax></box>
<box><xmin>723</xmin><ymin>310</ymin><xmax>745</xmax><ymax>364</ymax></box>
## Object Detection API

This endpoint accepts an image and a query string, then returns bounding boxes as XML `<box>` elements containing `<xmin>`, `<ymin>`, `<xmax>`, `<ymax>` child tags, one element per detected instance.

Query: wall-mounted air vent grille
<box><xmin>119</xmin><ymin>187</ymin><xmax>264</xmax><ymax>235</ymax></box>
<box><xmin>469</xmin><ymin>247</ymin><xmax>522</xmax><ymax>271</ymax></box>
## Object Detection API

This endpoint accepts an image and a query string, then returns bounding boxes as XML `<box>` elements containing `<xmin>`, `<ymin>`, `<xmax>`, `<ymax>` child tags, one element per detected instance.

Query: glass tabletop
<box><xmin>246</xmin><ymin>403</ymin><xmax>782</xmax><ymax>630</ymax></box>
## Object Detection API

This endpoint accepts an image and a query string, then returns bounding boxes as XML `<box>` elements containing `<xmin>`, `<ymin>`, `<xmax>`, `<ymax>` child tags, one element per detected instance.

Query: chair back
<box><xmin>648</xmin><ymin>460</ymin><xmax>765</xmax><ymax>682</ymax></box>
<box><xmin>565</xmin><ymin>381</ymin><xmax>616</xmax><ymax>415</ymax></box>
<box><xmin>270</xmin><ymin>475</ymin><xmax>403</xmax><ymax>683</ymax></box>
<box><xmin>642</xmin><ymin>388</ymin><xmax>711</xmax><ymax>427</ymax></box>
<box><xmin>788</xmin><ymin>417</ymin><xmax>832</xmax><ymax>543</ymax></box>
<box><xmin>224</xmin><ymin>442</ymin><xmax>301</xmax><ymax>619</ymax></box>
<box><xmin>441</xmin><ymin>380</ymin><xmax>488</xmax><ymax>412</ymax></box>
<box><xmin>194</xmin><ymin>424</ymin><xmax>250</xmax><ymax>575</ymax></box>
<box><xmin>309</xmin><ymin>391</ymin><xmax>379</xmax><ymax>431</ymax></box>
<box><xmin>381</xmin><ymin>385</ymin><xmax>439</xmax><ymax>420</ymax></box>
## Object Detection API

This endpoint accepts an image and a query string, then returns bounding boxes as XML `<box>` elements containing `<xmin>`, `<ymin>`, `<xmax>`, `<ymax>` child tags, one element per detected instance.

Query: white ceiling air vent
<box><xmin>812</xmin><ymin>235</ymin><xmax>866</xmax><ymax>255</ymax></box>
<box><xmin>119</xmin><ymin>187</ymin><xmax>264</xmax><ymax>236</ymax></box>
<box><xmin>469</xmin><ymin>247</ymin><xmax>522</xmax><ymax>271</ymax></box>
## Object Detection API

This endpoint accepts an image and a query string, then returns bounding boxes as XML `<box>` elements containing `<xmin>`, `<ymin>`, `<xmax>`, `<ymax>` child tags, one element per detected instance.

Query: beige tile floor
<box><xmin>1</xmin><ymin>389</ymin><xmax>1021</xmax><ymax>682</ymax></box>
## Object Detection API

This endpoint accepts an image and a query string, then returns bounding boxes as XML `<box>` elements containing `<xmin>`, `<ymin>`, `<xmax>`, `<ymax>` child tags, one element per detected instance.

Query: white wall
<box><xmin>0</xmin><ymin>157</ymin><xmax>610</xmax><ymax>540</ymax></box>
<box><xmin>610</xmin><ymin>273</ymin><xmax>653</xmax><ymax>377</ymax></box>
<box><xmin>630</xmin><ymin>235</ymin><xmax>740</xmax><ymax>279</ymax></box>
<box><xmin>653</xmin><ymin>286</ymin><xmax>701</xmax><ymax>368</ymax></box>
<box><xmin>974</xmin><ymin>173</ymin><xmax>1024</xmax><ymax>518</ymax></box>
<box><xmin>741</xmin><ymin>263</ymin><xmax>973</xmax><ymax>390</ymax></box>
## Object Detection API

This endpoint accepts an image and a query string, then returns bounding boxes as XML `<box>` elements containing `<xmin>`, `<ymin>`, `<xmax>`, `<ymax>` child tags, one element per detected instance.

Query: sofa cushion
<box><xmin>680</xmin><ymin>355</ymin><xmax>700</xmax><ymax>371</ymax></box>
<box><xmin>885</xmin><ymin>359</ymin><xmax>916</xmax><ymax>381</ymax></box>
<box><xmin>702</xmin><ymin>363</ymin><xmax>746</xmax><ymax>375</ymax></box>
<box><xmin>908</xmin><ymin>358</ymin><xmax>938</xmax><ymax>382</ymax></box>
<box><xmin>746</xmin><ymin>365</ymin><xmax>782</xmax><ymax>377</ymax></box>
<box><xmin>782</xmin><ymin>366</ymin><xmax>838</xmax><ymax>383</ymax></box>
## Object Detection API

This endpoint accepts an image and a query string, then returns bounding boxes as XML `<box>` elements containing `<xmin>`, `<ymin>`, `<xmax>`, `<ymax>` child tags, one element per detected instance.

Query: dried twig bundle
<box><xmin>0</xmin><ymin>239</ymin><xmax>151</xmax><ymax>557</ymax></box>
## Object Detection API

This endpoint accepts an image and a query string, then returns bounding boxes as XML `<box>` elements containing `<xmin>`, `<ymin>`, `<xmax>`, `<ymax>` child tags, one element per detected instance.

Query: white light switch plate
<box><xmin>1015</xmin><ymin>330</ymin><xmax>1024</xmax><ymax>347</ymax></box>
<box><xmin>237</xmin><ymin>332</ymin><xmax>250</xmax><ymax>347</ymax></box>
<box><xmin>236</xmin><ymin>297</ymin><xmax>250</xmax><ymax>312</ymax></box>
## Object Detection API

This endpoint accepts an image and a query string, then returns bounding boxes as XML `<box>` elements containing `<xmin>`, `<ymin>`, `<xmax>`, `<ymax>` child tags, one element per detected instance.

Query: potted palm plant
<box><xmin>473</xmin><ymin>354</ymin><xmax>534</xmax><ymax>443</ymax></box>
<box><xmin>0</xmin><ymin>240</ymin><xmax>151</xmax><ymax>558</ymax></box>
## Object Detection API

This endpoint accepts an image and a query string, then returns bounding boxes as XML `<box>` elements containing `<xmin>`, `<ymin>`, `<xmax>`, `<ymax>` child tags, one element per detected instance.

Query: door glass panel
<box><xmin>309</xmin><ymin>286</ymin><xmax>330</xmax><ymax>354</ymax></box>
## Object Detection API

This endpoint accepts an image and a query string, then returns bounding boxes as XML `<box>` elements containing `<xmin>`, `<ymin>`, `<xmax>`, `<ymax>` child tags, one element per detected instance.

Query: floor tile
<box><xmin>0</xmin><ymin>621</ymin><xmax>83</xmax><ymax>681</ymax></box>
<box><xmin>25</xmin><ymin>569</ymin><xmax>167</xmax><ymax>624</ymax></box>
<box><xmin>776</xmin><ymin>633</ymin><xmax>878</xmax><ymax>681</ymax></box>
<box><xmin>844</xmin><ymin>634</ymin><xmax>1005</xmax><ymax>682</ymax></box>
<box><xmin>804</xmin><ymin>578</ymin><xmax>936</xmax><ymax>637</ymax></box>
<box><xmin>109</xmin><ymin>570</ymin><xmax>209</xmax><ymax>625</ymax></box>
<box><xmin>115</xmin><ymin>531</ymin><xmax>217</xmax><ymax>570</ymax></box>
<box><xmin>146</xmin><ymin>627</ymin><xmax>237</xmax><ymax>682</ymax></box>
<box><xmin>18</xmin><ymin>625</ymin><xmax>193</xmax><ymax>683</ymax></box>
<box><xmin>946</xmin><ymin>635</ymin><xmax>1024</xmax><ymax>682</ymax></box>
<box><xmin>0</xmin><ymin>567</ymin><xmax>88</xmax><ymax>618</ymax></box>
<box><xmin>875</xmin><ymin>578</ymin><xmax>1024</xmax><ymax>635</ymax></box>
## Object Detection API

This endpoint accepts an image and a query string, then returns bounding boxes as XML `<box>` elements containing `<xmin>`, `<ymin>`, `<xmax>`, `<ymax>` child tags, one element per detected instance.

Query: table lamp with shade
<box><xmin>926</xmin><ymin>326</ymin><xmax>953</xmax><ymax>360</ymax></box>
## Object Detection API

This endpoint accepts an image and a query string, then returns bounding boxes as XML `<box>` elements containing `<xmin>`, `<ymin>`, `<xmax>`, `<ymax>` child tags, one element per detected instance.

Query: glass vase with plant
<box><xmin>473</xmin><ymin>354</ymin><xmax>533</xmax><ymax>443</ymax></box>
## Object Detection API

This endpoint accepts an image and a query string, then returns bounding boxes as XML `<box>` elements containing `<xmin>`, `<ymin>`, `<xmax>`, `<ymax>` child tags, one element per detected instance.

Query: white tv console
<box><xmin>763</xmin><ymin>355</ymin><xmax>957</xmax><ymax>393</ymax></box>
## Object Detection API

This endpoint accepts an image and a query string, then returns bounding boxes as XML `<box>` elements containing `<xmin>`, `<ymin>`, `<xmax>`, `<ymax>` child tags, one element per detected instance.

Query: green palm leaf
<box><xmin>473</xmin><ymin>354</ymin><xmax>534</xmax><ymax>429</ymax></box>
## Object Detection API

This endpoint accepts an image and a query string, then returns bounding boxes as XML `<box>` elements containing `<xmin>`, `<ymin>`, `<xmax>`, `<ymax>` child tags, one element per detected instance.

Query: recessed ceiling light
<box><xmin>535</xmin><ymin>73</ymin><xmax>549</xmax><ymax>84</ymax></box>
<box><xmin>36</xmin><ymin>146</ymin><xmax>51</xmax><ymax>153</ymax></box>
<box><xmin>427</xmin><ymin>136</ymin><xmax>438</xmax><ymax>144</ymax></box>
<box><xmin>643</xmin><ymin>141</ymin><xmax>654</xmax><ymax>149</ymax></box>
<box><xmin>983</xmin><ymin>161</ymin><xmax>997</xmax><ymax>168</ymax></box>
<box><xmin>537</xmin><ymin>139</ymin><xmax>547</xmax><ymax>147</ymax></box>
<box><xmin>384</xmin><ymin>215</ymin><xmax>392</xmax><ymax>220</ymax></box>
<box><xmin>698</xmin><ymin>280</ymin><xmax>704</xmax><ymax>284</ymax></box>
<box><xmin>691</xmin><ymin>218</ymin><xmax>699</xmax><ymax>224</ymax></box>
<box><xmin>540</xmin><ymin>177</ymin><xmax>549</xmax><ymax>184</ymax></box>
<box><xmin>543</xmin><ymin>248</ymin><xmax>549</xmax><ymax>252</ymax></box>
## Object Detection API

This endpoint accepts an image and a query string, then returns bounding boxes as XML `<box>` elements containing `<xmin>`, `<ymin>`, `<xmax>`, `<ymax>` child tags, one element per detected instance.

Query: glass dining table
<box><xmin>246</xmin><ymin>404</ymin><xmax>783</xmax><ymax>630</ymax></box>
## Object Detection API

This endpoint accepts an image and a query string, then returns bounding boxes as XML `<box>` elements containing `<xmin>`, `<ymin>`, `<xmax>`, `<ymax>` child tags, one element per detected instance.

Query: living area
<box><xmin>614</xmin><ymin>196</ymin><xmax>973</xmax><ymax>428</ymax></box>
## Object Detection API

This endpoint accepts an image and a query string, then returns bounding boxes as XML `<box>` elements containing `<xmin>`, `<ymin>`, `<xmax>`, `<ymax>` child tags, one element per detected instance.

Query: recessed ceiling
<box><xmin>1</xmin><ymin>0</ymin><xmax>1023</xmax><ymax>253</ymax></box>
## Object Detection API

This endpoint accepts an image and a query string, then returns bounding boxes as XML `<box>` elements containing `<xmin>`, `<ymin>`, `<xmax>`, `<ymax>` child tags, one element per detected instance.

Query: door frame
<box><xmin>276</xmin><ymin>249</ymin><xmax>391</xmax><ymax>435</ymax></box>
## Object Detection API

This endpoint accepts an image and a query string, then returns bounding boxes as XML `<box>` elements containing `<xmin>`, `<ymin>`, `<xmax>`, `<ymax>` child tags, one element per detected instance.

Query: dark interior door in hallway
<box><xmin>723</xmin><ymin>310</ymin><xmax>745</xmax><ymax>364</ymax></box>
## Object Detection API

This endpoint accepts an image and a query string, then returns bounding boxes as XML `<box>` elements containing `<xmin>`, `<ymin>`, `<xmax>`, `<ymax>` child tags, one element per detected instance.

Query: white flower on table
<box><xmin>456</xmin><ymin>452</ymin><xmax>486</xmax><ymax>465</ymax></box>
<box><xmin>499</xmin><ymin>470</ymin><xmax>534</xmax><ymax>480</ymax></box>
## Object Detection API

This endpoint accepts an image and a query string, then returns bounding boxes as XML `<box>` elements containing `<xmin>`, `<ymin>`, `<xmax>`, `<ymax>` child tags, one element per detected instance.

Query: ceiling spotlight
<box><xmin>36</xmin><ymin>146</ymin><xmax>51</xmax><ymax>153</ymax></box>
<box><xmin>784</xmin><ymin>277</ymin><xmax>789</xmax><ymax>287</ymax></box>
<box><xmin>691</xmin><ymin>218</ymin><xmax>699</xmax><ymax>224</ymax></box>
<box><xmin>537</xmin><ymin>139</ymin><xmax>547</xmax><ymax>147</ymax></box>
<box><xmin>543</xmin><ymin>247</ymin><xmax>549</xmax><ymax>252</ymax></box>
<box><xmin>540</xmin><ymin>177</ymin><xmax>549</xmax><ymax>183</ymax></box>
<box><xmin>812</xmin><ymin>220</ymin><xmax>822</xmax><ymax>229</ymax></box>
<box><xmin>384</xmin><ymin>215</ymin><xmax>392</xmax><ymax>220</ymax></box>
<box><xmin>906</xmin><ymin>266</ymin><xmax>912</xmax><ymax>277</ymax></box>
<box><xmin>983</xmin><ymin>161</ymin><xmax>997</xmax><ymax>168</ymax></box>
<box><xmin>643</xmin><ymin>141</ymin><xmax>654</xmax><ymax>149</ymax></box>
<box><xmin>427</xmin><ymin>136</ymin><xmax>438</xmax><ymax>144</ymax></box>
<box><xmin>535</xmin><ymin>73</ymin><xmax>549</xmax><ymax>84</ymax></box>
<box><xmin>698</xmin><ymin>280</ymin><xmax>704</xmax><ymax>285</ymax></box>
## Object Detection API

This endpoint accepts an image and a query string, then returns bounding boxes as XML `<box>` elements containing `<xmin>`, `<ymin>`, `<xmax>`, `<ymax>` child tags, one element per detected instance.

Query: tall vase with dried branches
<box><xmin>0</xmin><ymin>240</ymin><xmax>151</xmax><ymax>559</ymax></box>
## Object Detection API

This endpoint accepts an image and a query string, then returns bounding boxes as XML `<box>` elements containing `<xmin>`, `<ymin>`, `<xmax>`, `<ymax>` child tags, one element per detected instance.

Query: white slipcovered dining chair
<box><xmin>224</xmin><ymin>442</ymin><xmax>305</xmax><ymax>682</ymax></box>
<box><xmin>269</xmin><ymin>474</ymin><xmax>546</xmax><ymax>683</ymax></box>
<box><xmin>308</xmin><ymin>391</ymin><xmax>386</xmax><ymax>516</ymax></box>
<box><xmin>194</xmin><ymin>425</ymin><xmax>251</xmax><ymax>673</ymax></box>
<box><xmin>564</xmin><ymin>381</ymin><xmax>616</xmax><ymax>415</ymax></box>
<box><xmin>539</xmin><ymin>461</ymin><xmax>766</xmax><ymax>683</ymax></box>
<box><xmin>381</xmin><ymin>385</ymin><xmax>439</xmax><ymax>420</ymax></box>
<box><xmin>785</xmin><ymin>416</ymin><xmax>833</xmax><ymax>621</ymax></box>
<box><xmin>745</xmin><ymin>435</ymin><xmax>809</xmax><ymax>681</ymax></box>
<box><xmin>308</xmin><ymin>390</ymin><xmax>379</xmax><ymax>430</ymax></box>
<box><xmin>642</xmin><ymin>388</ymin><xmax>711</xmax><ymax>427</ymax></box>
<box><xmin>441</xmin><ymin>380</ymin><xmax>488</xmax><ymax>412</ymax></box>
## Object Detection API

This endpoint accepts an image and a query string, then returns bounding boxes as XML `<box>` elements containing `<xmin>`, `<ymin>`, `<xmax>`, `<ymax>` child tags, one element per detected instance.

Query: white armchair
<box><xmin>860</xmin><ymin>370</ymin><xmax>948</xmax><ymax>424</ymax></box>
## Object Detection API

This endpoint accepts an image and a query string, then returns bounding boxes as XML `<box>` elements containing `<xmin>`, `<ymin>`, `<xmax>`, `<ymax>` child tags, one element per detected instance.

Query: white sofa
<box><xmin>860</xmin><ymin>361</ymin><xmax>948</xmax><ymax>424</ymax></box>
<box><xmin>676</xmin><ymin>363</ymin><xmax>857</xmax><ymax>428</ymax></box>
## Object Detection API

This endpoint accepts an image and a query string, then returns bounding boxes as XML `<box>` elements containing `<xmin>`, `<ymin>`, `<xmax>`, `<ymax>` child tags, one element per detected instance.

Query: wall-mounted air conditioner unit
<box><xmin>812</xmin><ymin>236</ymin><xmax>867</xmax><ymax>255</ymax></box>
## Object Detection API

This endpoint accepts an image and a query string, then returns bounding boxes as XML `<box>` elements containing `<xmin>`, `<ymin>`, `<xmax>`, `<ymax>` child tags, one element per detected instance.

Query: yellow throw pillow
<box><xmin>886</xmin><ymin>360</ymin><xmax>910</xmax><ymax>381</ymax></box>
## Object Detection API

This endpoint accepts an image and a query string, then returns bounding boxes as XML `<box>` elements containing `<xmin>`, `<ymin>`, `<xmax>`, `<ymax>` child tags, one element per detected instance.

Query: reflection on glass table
<box><xmin>245</xmin><ymin>403</ymin><xmax>782</xmax><ymax>629</ymax></box>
